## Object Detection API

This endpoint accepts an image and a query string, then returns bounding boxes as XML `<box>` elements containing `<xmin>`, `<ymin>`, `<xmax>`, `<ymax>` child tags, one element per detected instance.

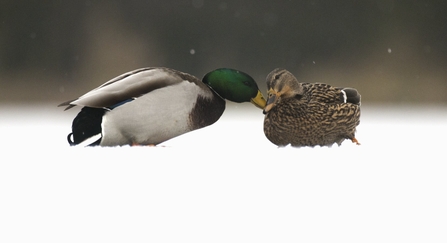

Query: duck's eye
<box><xmin>274</xmin><ymin>75</ymin><xmax>280</xmax><ymax>80</ymax></box>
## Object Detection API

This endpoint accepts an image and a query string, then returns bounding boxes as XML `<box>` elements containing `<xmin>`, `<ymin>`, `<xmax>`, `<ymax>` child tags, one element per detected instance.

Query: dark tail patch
<box><xmin>69</xmin><ymin>107</ymin><xmax>105</xmax><ymax>146</ymax></box>
<box><xmin>67</xmin><ymin>133</ymin><xmax>75</xmax><ymax>145</ymax></box>
<box><xmin>342</xmin><ymin>88</ymin><xmax>361</xmax><ymax>105</ymax></box>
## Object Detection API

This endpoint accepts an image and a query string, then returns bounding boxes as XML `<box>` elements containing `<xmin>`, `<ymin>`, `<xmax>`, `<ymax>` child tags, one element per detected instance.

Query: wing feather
<box><xmin>59</xmin><ymin>67</ymin><xmax>200</xmax><ymax>110</ymax></box>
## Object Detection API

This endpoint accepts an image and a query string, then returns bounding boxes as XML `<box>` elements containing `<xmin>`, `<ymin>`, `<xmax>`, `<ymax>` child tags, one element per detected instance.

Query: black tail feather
<box><xmin>69</xmin><ymin>107</ymin><xmax>105</xmax><ymax>146</ymax></box>
<box><xmin>342</xmin><ymin>88</ymin><xmax>361</xmax><ymax>105</ymax></box>
<box><xmin>67</xmin><ymin>133</ymin><xmax>75</xmax><ymax>145</ymax></box>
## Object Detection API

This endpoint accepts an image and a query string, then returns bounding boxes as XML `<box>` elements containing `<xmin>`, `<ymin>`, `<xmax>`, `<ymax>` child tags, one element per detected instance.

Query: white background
<box><xmin>1</xmin><ymin>103</ymin><xmax>446</xmax><ymax>242</ymax></box>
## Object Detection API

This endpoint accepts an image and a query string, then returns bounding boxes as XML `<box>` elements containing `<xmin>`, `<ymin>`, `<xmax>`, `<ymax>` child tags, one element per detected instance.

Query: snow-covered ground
<box><xmin>1</xmin><ymin>103</ymin><xmax>446</xmax><ymax>242</ymax></box>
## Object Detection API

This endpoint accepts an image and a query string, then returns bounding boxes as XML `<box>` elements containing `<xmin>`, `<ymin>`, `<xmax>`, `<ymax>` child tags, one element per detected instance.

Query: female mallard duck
<box><xmin>263</xmin><ymin>68</ymin><xmax>361</xmax><ymax>147</ymax></box>
<box><xmin>59</xmin><ymin>67</ymin><xmax>266</xmax><ymax>146</ymax></box>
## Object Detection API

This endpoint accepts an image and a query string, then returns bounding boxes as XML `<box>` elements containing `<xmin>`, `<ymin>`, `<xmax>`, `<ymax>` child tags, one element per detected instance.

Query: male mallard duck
<box><xmin>59</xmin><ymin>67</ymin><xmax>266</xmax><ymax>146</ymax></box>
<box><xmin>263</xmin><ymin>68</ymin><xmax>361</xmax><ymax>147</ymax></box>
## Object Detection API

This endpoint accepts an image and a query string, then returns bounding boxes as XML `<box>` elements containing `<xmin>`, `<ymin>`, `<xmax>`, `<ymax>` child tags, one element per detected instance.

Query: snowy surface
<box><xmin>1</xmin><ymin>103</ymin><xmax>447</xmax><ymax>243</ymax></box>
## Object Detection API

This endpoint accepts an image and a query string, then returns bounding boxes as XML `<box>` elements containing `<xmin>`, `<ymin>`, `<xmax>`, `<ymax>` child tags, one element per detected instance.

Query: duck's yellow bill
<box><xmin>250</xmin><ymin>90</ymin><xmax>267</xmax><ymax>109</ymax></box>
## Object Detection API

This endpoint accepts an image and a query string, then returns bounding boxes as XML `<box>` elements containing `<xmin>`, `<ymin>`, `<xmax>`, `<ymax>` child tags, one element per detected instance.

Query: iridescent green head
<box><xmin>202</xmin><ymin>68</ymin><xmax>266</xmax><ymax>109</ymax></box>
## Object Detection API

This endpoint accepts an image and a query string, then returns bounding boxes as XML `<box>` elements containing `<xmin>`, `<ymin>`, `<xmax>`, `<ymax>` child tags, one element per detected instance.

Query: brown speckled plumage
<box><xmin>263</xmin><ymin>68</ymin><xmax>361</xmax><ymax>147</ymax></box>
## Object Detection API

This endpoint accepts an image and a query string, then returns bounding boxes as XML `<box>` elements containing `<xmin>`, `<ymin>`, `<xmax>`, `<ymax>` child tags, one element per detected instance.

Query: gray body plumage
<box><xmin>60</xmin><ymin>67</ymin><xmax>225</xmax><ymax>146</ymax></box>
<box><xmin>100</xmin><ymin>81</ymin><xmax>215</xmax><ymax>146</ymax></box>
